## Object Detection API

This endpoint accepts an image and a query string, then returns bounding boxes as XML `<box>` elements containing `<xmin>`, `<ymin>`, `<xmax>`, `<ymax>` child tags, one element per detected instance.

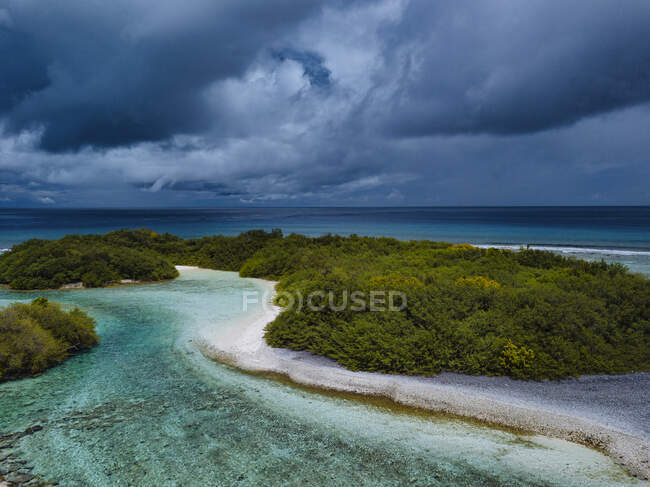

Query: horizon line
<box><xmin>1</xmin><ymin>204</ymin><xmax>650</xmax><ymax>210</ymax></box>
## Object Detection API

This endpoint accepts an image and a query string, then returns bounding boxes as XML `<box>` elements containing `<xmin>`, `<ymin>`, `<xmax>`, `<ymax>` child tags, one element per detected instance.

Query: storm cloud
<box><xmin>1</xmin><ymin>0</ymin><xmax>325</xmax><ymax>151</ymax></box>
<box><xmin>374</xmin><ymin>0</ymin><xmax>650</xmax><ymax>136</ymax></box>
<box><xmin>0</xmin><ymin>0</ymin><xmax>649</xmax><ymax>206</ymax></box>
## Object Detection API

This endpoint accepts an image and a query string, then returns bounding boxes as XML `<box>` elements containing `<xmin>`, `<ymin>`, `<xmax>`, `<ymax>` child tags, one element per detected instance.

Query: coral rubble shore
<box><xmin>196</xmin><ymin>276</ymin><xmax>650</xmax><ymax>480</ymax></box>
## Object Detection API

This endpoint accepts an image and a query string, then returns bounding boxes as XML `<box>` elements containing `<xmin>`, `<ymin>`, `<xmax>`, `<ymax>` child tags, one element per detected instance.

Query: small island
<box><xmin>2</xmin><ymin>228</ymin><xmax>648</xmax><ymax>380</ymax></box>
<box><xmin>0</xmin><ymin>231</ymin><xmax>179</xmax><ymax>289</ymax></box>
<box><xmin>0</xmin><ymin>298</ymin><xmax>98</xmax><ymax>382</ymax></box>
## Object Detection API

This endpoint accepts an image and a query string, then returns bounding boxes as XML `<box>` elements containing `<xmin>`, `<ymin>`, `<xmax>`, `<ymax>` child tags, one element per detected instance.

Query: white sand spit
<box><xmin>197</xmin><ymin>278</ymin><xmax>650</xmax><ymax>480</ymax></box>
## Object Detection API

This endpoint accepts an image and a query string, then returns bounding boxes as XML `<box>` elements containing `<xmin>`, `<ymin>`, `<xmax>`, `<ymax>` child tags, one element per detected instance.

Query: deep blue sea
<box><xmin>1</xmin><ymin>207</ymin><xmax>650</xmax><ymax>275</ymax></box>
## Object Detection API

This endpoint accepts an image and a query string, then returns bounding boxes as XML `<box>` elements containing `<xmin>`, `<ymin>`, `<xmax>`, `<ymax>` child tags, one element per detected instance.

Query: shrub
<box><xmin>0</xmin><ymin>232</ymin><xmax>179</xmax><ymax>289</ymax></box>
<box><xmin>499</xmin><ymin>340</ymin><xmax>535</xmax><ymax>379</ymax></box>
<box><xmin>0</xmin><ymin>298</ymin><xmax>99</xmax><ymax>381</ymax></box>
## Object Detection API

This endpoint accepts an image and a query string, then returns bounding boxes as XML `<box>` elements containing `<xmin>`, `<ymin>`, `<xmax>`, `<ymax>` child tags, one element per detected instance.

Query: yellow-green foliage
<box><xmin>455</xmin><ymin>276</ymin><xmax>501</xmax><ymax>289</ymax></box>
<box><xmin>451</xmin><ymin>243</ymin><xmax>476</xmax><ymax>250</ymax></box>
<box><xmin>0</xmin><ymin>298</ymin><xmax>98</xmax><ymax>381</ymax></box>
<box><xmin>0</xmin><ymin>313</ymin><xmax>64</xmax><ymax>379</ymax></box>
<box><xmin>499</xmin><ymin>340</ymin><xmax>535</xmax><ymax>379</ymax></box>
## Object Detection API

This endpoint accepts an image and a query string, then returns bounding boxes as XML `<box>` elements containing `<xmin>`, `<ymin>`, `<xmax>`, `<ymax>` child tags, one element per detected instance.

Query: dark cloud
<box><xmin>374</xmin><ymin>0</ymin><xmax>650</xmax><ymax>136</ymax></box>
<box><xmin>0</xmin><ymin>28</ymin><xmax>49</xmax><ymax>112</ymax></box>
<box><xmin>1</xmin><ymin>0</ymin><xmax>650</xmax><ymax>206</ymax></box>
<box><xmin>137</xmin><ymin>179</ymin><xmax>244</xmax><ymax>197</ymax></box>
<box><xmin>0</xmin><ymin>0</ymin><xmax>325</xmax><ymax>151</ymax></box>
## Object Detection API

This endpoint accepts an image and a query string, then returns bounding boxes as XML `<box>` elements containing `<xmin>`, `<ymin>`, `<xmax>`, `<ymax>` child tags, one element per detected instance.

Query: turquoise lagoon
<box><xmin>0</xmin><ymin>269</ymin><xmax>645</xmax><ymax>486</ymax></box>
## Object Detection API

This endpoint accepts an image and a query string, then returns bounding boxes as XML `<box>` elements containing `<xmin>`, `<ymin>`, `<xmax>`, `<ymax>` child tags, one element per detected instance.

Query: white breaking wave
<box><xmin>473</xmin><ymin>244</ymin><xmax>650</xmax><ymax>257</ymax></box>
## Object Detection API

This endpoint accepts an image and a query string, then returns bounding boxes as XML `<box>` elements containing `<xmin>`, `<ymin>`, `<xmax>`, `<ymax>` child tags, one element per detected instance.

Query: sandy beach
<box><xmin>196</xmin><ymin>276</ymin><xmax>650</xmax><ymax>480</ymax></box>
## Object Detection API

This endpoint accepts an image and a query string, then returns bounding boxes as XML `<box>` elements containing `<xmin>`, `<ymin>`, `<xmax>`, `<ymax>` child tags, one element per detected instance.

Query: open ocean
<box><xmin>2</xmin><ymin>207</ymin><xmax>649</xmax><ymax>275</ymax></box>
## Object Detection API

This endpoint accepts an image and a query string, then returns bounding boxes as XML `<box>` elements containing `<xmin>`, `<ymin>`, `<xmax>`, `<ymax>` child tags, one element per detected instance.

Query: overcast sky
<box><xmin>1</xmin><ymin>0</ymin><xmax>650</xmax><ymax>207</ymax></box>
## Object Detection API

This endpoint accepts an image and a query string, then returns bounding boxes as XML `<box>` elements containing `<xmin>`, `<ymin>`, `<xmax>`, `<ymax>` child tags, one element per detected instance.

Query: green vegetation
<box><xmin>0</xmin><ymin>232</ymin><xmax>179</xmax><ymax>289</ymax></box>
<box><xmin>0</xmin><ymin>298</ymin><xmax>98</xmax><ymax>381</ymax></box>
<box><xmin>100</xmin><ymin>228</ymin><xmax>283</xmax><ymax>271</ymax></box>
<box><xmin>1</xmin><ymin>228</ymin><xmax>648</xmax><ymax>380</ymax></box>
<box><xmin>244</xmin><ymin>235</ymin><xmax>650</xmax><ymax>380</ymax></box>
